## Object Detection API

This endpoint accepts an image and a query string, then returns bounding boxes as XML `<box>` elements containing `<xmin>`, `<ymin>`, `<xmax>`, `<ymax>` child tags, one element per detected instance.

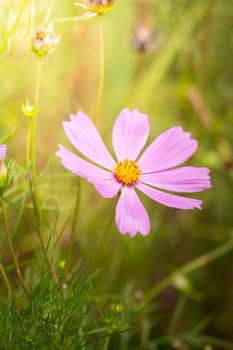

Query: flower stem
<box><xmin>93</xmin><ymin>15</ymin><xmax>104</xmax><ymax>123</ymax></box>
<box><xmin>90</xmin><ymin>204</ymin><xmax>115</xmax><ymax>270</ymax></box>
<box><xmin>143</xmin><ymin>237</ymin><xmax>233</xmax><ymax>307</ymax></box>
<box><xmin>1</xmin><ymin>195</ymin><xmax>30</xmax><ymax>301</ymax></box>
<box><xmin>103</xmin><ymin>335</ymin><xmax>110</xmax><ymax>350</ymax></box>
<box><xmin>0</xmin><ymin>261</ymin><xmax>14</xmax><ymax>299</ymax></box>
<box><xmin>29</xmin><ymin>179</ymin><xmax>58</xmax><ymax>284</ymax></box>
<box><xmin>139</xmin><ymin>311</ymin><xmax>146</xmax><ymax>350</ymax></box>
<box><xmin>26</xmin><ymin>57</ymin><xmax>58</xmax><ymax>284</ymax></box>
<box><xmin>26</xmin><ymin>56</ymin><xmax>42</xmax><ymax>168</ymax></box>
<box><xmin>30</xmin><ymin>56</ymin><xmax>42</xmax><ymax>218</ymax></box>
<box><xmin>64</xmin><ymin>177</ymin><xmax>82</xmax><ymax>281</ymax></box>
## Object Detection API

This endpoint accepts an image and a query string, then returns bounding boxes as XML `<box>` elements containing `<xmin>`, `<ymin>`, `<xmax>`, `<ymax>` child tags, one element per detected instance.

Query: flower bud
<box><xmin>31</xmin><ymin>23</ymin><xmax>60</xmax><ymax>57</ymax></box>
<box><xmin>173</xmin><ymin>274</ymin><xmax>191</xmax><ymax>293</ymax></box>
<box><xmin>130</xmin><ymin>24</ymin><xmax>159</xmax><ymax>53</ymax></box>
<box><xmin>110</xmin><ymin>303</ymin><xmax>124</xmax><ymax>314</ymax></box>
<box><xmin>21</xmin><ymin>100</ymin><xmax>40</xmax><ymax>117</ymax></box>
<box><xmin>0</xmin><ymin>145</ymin><xmax>8</xmax><ymax>189</ymax></box>
<box><xmin>75</xmin><ymin>0</ymin><xmax>115</xmax><ymax>16</ymax></box>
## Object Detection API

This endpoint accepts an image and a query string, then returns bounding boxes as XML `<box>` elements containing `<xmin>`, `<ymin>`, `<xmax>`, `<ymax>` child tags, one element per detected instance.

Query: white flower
<box><xmin>31</xmin><ymin>23</ymin><xmax>59</xmax><ymax>57</ymax></box>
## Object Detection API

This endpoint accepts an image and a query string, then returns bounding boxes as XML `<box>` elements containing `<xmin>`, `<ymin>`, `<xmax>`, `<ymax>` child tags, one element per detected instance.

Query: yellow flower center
<box><xmin>114</xmin><ymin>159</ymin><xmax>141</xmax><ymax>186</ymax></box>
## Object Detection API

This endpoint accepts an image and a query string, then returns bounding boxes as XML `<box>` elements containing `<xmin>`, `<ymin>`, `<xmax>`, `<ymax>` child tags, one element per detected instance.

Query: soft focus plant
<box><xmin>0</xmin><ymin>1</ymin><xmax>233</xmax><ymax>349</ymax></box>
<box><xmin>75</xmin><ymin>0</ymin><xmax>115</xmax><ymax>20</ymax></box>
<box><xmin>30</xmin><ymin>23</ymin><xmax>60</xmax><ymax>57</ymax></box>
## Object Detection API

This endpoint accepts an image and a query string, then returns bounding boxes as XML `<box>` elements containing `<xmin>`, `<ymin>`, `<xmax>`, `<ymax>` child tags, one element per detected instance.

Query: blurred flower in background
<box><xmin>130</xmin><ymin>0</ymin><xmax>159</xmax><ymax>54</ymax></box>
<box><xmin>75</xmin><ymin>0</ymin><xmax>115</xmax><ymax>19</ymax></box>
<box><xmin>30</xmin><ymin>23</ymin><xmax>60</xmax><ymax>57</ymax></box>
<box><xmin>130</xmin><ymin>23</ymin><xmax>159</xmax><ymax>53</ymax></box>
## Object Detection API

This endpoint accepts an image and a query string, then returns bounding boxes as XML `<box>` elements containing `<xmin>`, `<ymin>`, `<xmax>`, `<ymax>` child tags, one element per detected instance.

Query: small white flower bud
<box><xmin>31</xmin><ymin>23</ymin><xmax>60</xmax><ymax>57</ymax></box>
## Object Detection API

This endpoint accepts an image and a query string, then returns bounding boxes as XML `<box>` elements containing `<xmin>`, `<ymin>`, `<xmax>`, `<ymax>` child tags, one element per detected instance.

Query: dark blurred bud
<box><xmin>204</xmin><ymin>346</ymin><xmax>213</xmax><ymax>350</ymax></box>
<box><xmin>171</xmin><ymin>339</ymin><xmax>182</xmax><ymax>349</ymax></box>
<box><xmin>130</xmin><ymin>24</ymin><xmax>159</xmax><ymax>53</ymax></box>
<box><xmin>133</xmin><ymin>290</ymin><xmax>144</xmax><ymax>304</ymax></box>
<box><xmin>110</xmin><ymin>303</ymin><xmax>124</xmax><ymax>314</ymax></box>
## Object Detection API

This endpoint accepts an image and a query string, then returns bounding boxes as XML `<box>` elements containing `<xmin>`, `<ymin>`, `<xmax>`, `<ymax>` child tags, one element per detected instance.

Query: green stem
<box><xmin>103</xmin><ymin>335</ymin><xmax>110</xmax><ymax>350</ymax></box>
<box><xmin>26</xmin><ymin>56</ymin><xmax>42</xmax><ymax>167</ymax></box>
<box><xmin>139</xmin><ymin>312</ymin><xmax>146</xmax><ymax>350</ymax></box>
<box><xmin>0</xmin><ymin>261</ymin><xmax>14</xmax><ymax>299</ymax></box>
<box><xmin>143</xmin><ymin>237</ymin><xmax>233</xmax><ymax>307</ymax></box>
<box><xmin>26</xmin><ymin>57</ymin><xmax>58</xmax><ymax>284</ymax></box>
<box><xmin>168</xmin><ymin>295</ymin><xmax>186</xmax><ymax>335</ymax></box>
<box><xmin>90</xmin><ymin>204</ymin><xmax>115</xmax><ymax>269</ymax></box>
<box><xmin>30</xmin><ymin>57</ymin><xmax>42</xmax><ymax>218</ymax></box>
<box><xmin>26</xmin><ymin>116</ymin><xmax>32</xmax><ymax>166</ymax></box>
<box><xmin>64</xmin><ymin>178</ymin><xmax>82</xmax><ymax>281</ymax></box>
<box><xmin>0</xmin><ymin>0</ymin><xmax>29</xmax><ymax>54</ymax></box>
<box><xmin>1</xmin><ymin>196</ymin><xmax>30</xmax><ymax>301</ymax></box>
<box><xmin>29</xmin><ymin>179</ymin><xmax>58</xmax><ymax>284</ymax></box>
<box><xmin>93</xmin><ymin>15</ymin><xmax>104</xmax><ymax>123</ymax></box>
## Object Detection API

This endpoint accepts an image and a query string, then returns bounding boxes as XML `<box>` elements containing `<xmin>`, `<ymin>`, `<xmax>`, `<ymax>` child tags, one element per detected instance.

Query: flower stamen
<box><xmin>114</xmin><ymin>159</ymin><xmax>141</xmax><ymax>186</ymax></box>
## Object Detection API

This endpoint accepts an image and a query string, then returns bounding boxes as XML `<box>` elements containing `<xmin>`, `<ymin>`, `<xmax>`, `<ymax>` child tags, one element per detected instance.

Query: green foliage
<box><xmin>0</xmin><ymin>0</ymin><xmax>233</xmax><ymax>349</ymax></box>
<box><xmin>0</xmin><ymin>260</ymin><xmax>97</xmax><ymax>349</ymax></box>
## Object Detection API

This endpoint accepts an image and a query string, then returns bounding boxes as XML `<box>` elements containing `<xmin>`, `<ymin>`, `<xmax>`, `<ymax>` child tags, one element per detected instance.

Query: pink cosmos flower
<box><xmin>56</xmin><ymin>109</ymin><xmax>211</xmax><ymax>236</ymax></box>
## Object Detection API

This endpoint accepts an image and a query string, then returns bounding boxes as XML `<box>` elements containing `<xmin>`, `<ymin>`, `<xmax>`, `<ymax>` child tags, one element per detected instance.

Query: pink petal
<box><xmin>94</xmin><ymin>179</ymin><xmax>121</xmax><ymax>198</ymax></box>
<box><xmin>112</xmin><ymin>108</ymin><xmax>149</xmax><ymax>161</ymax></box>
<box><xmin>115</xmin><ymin>186</ymin><xmax>150</xmax><ymax>236</ymax></box>
<box><xmin>141</xmin><ymin>166</ymin><xmax>211</xmax><ymax>193</ymax></box>
<box><xmin>137</xmin><ymin>183</ymin><xmax>203</xmax><ymax>209</ymax></box>
<box><xmin>56</xmin><ymin>145</ymin><xmax>120</xmax><ymax>198</ymax></box>
<box><xmin>0</xmin><ymin>144</ymin><xmax>6</xmax><ymax>160</ymax></box>
<box><xmin>138</xmin><ymin>127</ymin><xmax>198</xmax><ymax>172</ymax></box>
<box><xmin>63</xmin><ymin>111</ymin><xmax>115</xmax><ymax>170</ymax></box>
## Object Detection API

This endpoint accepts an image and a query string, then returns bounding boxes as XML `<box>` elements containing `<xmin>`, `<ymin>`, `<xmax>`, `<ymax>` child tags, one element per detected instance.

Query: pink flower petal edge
<box><xmin>63</xmin><ymin>111</ymin><xmax>115</xmax><ymax>170</ymax></box>
<box><xmin>56</xmin><ymin>145</ymin><xmax>120</xmax><ymax>198</ymax></box>
<box><xmin>138</xmin><ymin>126</ymin><xmax>198</xmax><ymax>172</ymax></box>
<box><xmin>115</xmin><ymin>186</ymin><xmax>150</xmax><ymax>236</ymax></box>
<box><xmin>137</xmin><ymin>183</ymin><xmax>203</xmax><ymax>210</ymax></box>
<box><xmin>112</xmin><ymin>108</ymin><xmax>149</xmax><ymax>161</ymax></box>
<box><xmin>0</xmin><ymin>144</ymin><xmax>6</xmax><ymax>160</ymax></box>
<box><xmin>141</xmin><ymin>166</ymin><xmax>211</xmax><ymax>193</ymax></box>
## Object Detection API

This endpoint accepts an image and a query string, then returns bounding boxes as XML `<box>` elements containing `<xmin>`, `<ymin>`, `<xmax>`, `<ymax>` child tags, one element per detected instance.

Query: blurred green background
<box><xmin>0</xmin><ymin>0</ymin><xmax>233</xmax><ymax>348</ymax></box>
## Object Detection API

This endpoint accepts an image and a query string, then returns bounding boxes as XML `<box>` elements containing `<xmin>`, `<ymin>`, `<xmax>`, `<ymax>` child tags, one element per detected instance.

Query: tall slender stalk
<box><xmin>103</xmin><ymin>335</ymin><xmax>110</xmax><ymax>350</ymax></box>
<box><xmin>90</xmin><ymin>203</ymin><xmax>115</xmax><ymax>271</ymax></box>
<box><xmin>29</xmin><ymin>176</ymin><xmax>58</xmax><ymax>284</ymax></box>
<box><xmin>0</xmin><ymin>261</ymin><xmax>14</xmax><ymax>299</ymax></box>
<box><xmin>1</xmin><ymin>196</ymin><xmax>30</xmax><ymax>301</ymax></box>
<box><xmin>139</xmin><ymin>312</ymin><xmax>146</xmax><ymax>350</ymax></box>
<box><xmin>26</xmin><ymin>57</ymin><xmax>58</xmax><ymax>284</ymax></box>
<box><xmin>28</xmin><ymin>57</ymin><xmax>43</xmax><ymax>222</ymax></box>
<box><xmin>64</xmin><ymin>14</ymin><xmax>105</xmax><ymax>280</ymax></box>
<box><xmin>93</xmin><ymin>15</ymin><xmax>104</xmax><ymax>123</ymax></box>
<box><xmin>64</xmin><ymin>177</ymin><xmax>82</xmax><ymax>281</ymax></box>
